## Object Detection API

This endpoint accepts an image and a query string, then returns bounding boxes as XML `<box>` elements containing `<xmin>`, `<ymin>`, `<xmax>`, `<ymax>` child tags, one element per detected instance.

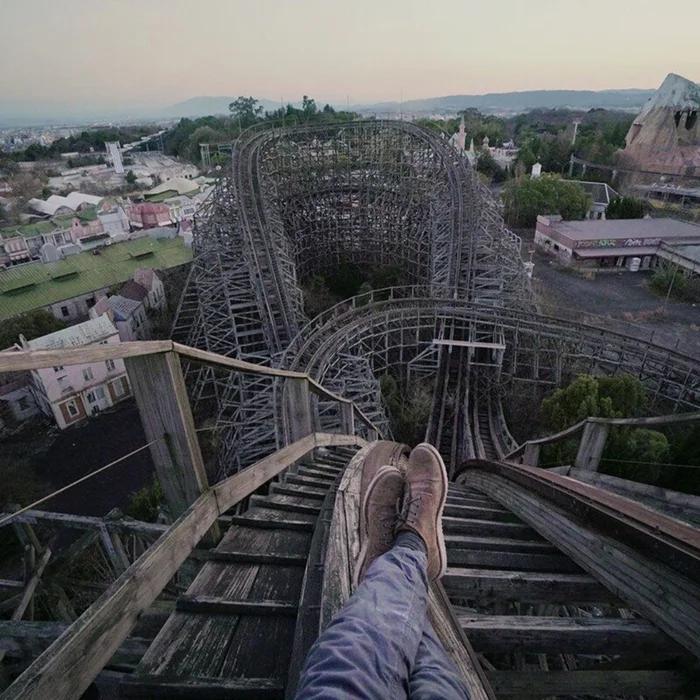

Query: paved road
<box><xmin>530</xmin><ymin>248</ymin><xmax>700</xmax><ymax>357</ymax></box>
<box><xmin>32</xmin><ymin>402</ymin><xmax>155</xmax><ymax>518</ymax></box>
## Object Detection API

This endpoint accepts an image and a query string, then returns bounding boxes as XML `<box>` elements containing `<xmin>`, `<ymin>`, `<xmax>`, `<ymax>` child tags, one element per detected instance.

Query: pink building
<box><xmin>21</xmin><ymin>316</ymin><xmax>131</xmax><ymax>429</ymax></box>
<box><xmin>128</xmin><ymin>202</ymin><xmax>173</xmax><ymax>229</ymax></box>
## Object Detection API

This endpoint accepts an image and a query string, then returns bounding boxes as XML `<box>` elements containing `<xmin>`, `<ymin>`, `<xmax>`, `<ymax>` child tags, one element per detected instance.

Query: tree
<box><xmin>0</xmin><ymin>310</ymin><xmax>67</xmax><ymax>350</ymax></box>
<box><xmin>477</xmin><ymin>150</ymin><xmax>507</xmax><ymax>184</ymax></box>
<box><xmin>607</xmin><ymin>196</ymin><xmax>646</xmax><ymax>220</ymax></box>
<box><xmin>125</xmin><ymin>170</ymin><xmax>137</xmax><ymax>185</ymax></box>
<box><xmin>501</xmin><ymin>174</ymin><xmax>592</xmax><ymax>228</ymax></box>
<box><xmin>229</xmin><ymin>96</ymin><xmax>263</xmax><ymax>127</ymax></box>
<box><xmin>302</xmin><ymin>95</ymin><xmax>317</xmax><ymax>116</ymax></box>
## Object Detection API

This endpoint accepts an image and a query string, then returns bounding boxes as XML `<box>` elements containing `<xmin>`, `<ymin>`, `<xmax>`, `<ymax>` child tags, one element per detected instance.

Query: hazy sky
<box><xmin>2</xmin><ymin>0</ymin><xmax>699</xmax><ymax>107</ymax></box>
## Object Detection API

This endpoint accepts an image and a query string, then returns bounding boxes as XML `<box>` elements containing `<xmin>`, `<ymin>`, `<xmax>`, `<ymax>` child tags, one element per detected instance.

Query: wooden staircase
<box><xmin>121</xmin><ymin>447</ymin><xmax>356</xmax><ymax>699</ymax></box>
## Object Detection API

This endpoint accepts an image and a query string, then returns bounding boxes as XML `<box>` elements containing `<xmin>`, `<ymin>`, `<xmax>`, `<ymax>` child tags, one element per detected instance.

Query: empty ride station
<box><xmin>535</xmin><ymin>214</ymin><xmax>700</xmax><ymax>270</ymax></box>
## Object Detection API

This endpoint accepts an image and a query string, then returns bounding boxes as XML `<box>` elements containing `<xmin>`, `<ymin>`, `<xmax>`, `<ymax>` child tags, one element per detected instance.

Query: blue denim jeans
<box><xmin>295</xmin><ymin>535</ymin><xmax>470</xmax><ymax>699</ymax></box>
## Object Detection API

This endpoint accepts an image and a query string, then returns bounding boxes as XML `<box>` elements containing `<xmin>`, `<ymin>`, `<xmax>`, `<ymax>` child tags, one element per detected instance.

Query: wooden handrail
<box><xmin>3</xmin><ymin>432</ymin><xmax>367</xmax><ymax>700</ymax></box>
<box><xmin>506</xmin><ymin>411</ymin><xmax>700</xmax><ymax>461</ymax></box>
<box><xmin>0</xmin><ymin>340</ymin><xmax>383</xmax><ymax>438</ymax></box>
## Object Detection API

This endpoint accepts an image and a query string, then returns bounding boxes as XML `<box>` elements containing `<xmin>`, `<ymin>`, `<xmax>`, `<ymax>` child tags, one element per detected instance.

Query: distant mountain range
<box><xmin>0</xmin><ymin>87</ymin><xmax>666</xmax><ymax>128</ymax></box>
<box><xmin>355</xmin><ymin>89</ymin><xmax>658</xmax><ymax>115</ymax></box>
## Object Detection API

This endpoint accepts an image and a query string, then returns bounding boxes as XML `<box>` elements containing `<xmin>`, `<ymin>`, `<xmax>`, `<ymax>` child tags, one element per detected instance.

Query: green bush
<box><xmin>127</xmin><ymin>475</ymin><xmax>164</xmax><ymax>522</ymax></box>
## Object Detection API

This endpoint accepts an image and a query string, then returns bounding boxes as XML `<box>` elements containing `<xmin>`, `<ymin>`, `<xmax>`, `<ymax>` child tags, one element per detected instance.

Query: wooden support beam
<box><xmin>285</xmin><ymin>377</ymin><xmax>313</xmax><ymax>445</ymax></box>
<box><xmin>176</xmin><ymin>596</ymin><xmax>297</xmax><ymax>617</ymax></box>
<box><xmin>99</xmin><ymin>524</ymin><xmax>130</xmax><ymax>575</ymax></box>
<box><xmin>0</xmin><ymin>548</ymin><xmax>52</xmax><ymax>665</ymax></box>
<box><xmin>459</xmin><ymin>615</ymin><xmax>679</xmax><ymax>655</ymax></box>
<box><xmin>574</xmin><ymin>421</ymin><xmax>610</xmax><ymax>471</ymax></box>
<box><xmin>522</xmin><ymin>443</ymin><xmax>540</xmax><ymax>467</ymax></box>
<box><xmin>486</xmin><ymin>670</ymin><xmax>687</xmax><ymax>698</ymax></box>
<box><xmin>124</xmin><ymin>351</ymin><xmax>210</xmax><ymax>520</ymax></box>
<box><xmin>443</xmin><ymin>568</ymin><xmax>617</xmax><ymax>604</ymax></box>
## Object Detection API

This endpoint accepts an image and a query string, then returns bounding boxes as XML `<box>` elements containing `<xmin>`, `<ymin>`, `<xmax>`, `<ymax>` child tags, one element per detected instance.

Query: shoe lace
<box><xmin>399</xmin><ymin>493</ymin><xmax>423</xmax><ymax>526</ymax></box>
<box><xmin>378</xmin><ymin>499</ymin><xmax>401</xmax><ymax>544</ymax></box>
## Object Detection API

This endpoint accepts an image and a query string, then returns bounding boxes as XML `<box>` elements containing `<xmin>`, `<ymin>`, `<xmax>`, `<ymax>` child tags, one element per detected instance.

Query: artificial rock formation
<box><xmin>620</xmin><ymin>73</ymin><xmax>700</xmax><ymax>176</ymax></box>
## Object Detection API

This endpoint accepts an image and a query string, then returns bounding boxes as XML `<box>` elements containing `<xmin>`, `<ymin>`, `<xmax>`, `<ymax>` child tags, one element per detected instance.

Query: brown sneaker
<box><xmin>354</xmin><ymin>465</ymin><xmax>404</xmax><ymax>586</ymax></box>
<box><xmin>397</xmin><ymin>443</ymin><xmax>448</xmax><ymax>581</ymax></box>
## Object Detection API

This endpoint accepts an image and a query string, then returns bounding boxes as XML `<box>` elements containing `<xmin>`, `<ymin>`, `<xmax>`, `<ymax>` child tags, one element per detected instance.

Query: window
<box><xmin>53</xmin><ymin>366</ymin><xmax>64</xmax><ymax>373</ymax></box>
<box><xmin>60</xmin><ymin>306</ymin><xmax>69</xmax><ymax>317</ymax></box>
<box><xmin>17</xmin><ymin>397</ymin><xmax>29</xmax><ymax>412</ymax></box>
<box><xmin>105</xmin><ymin>359</ymin><xmax>116</xmax><ymax>372</ymax></box>
<box><xmin>86</xmin><ymin>296</ymin><xmax>96</xmax><ymax>308</ymax></box>
<box><xmin>86</xmin><ymin>387</ymin><xmax>104</xmax><ymax>403</ymax></box>
<box><xmin>113</xmin><ymin>378</ymin><xmax>126</xmax><ymax>397</ymax></box>
<box><xmin>82</xmin><ymin>367</ymin><xmax>94</xmax><ymax>381</ymax></box>
<box><xmin>66</xmin><ymin>400</ymin><xmax>79</xmax><ymax>417</ymax></box>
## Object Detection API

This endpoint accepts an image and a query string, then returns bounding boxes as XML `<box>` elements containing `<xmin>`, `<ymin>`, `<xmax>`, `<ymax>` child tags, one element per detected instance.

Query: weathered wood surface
<box><xmin>321</xmin><ymin>445</ymin><xmax>495</xmax><ymax>700</ymax></box>
<box><xmin>458</xmin><ymin>614</ymin><xmax>679</xmax><ymax>655</ymax></box>
<box><xmin>507</xmin><ymin>411</ymin><xmax>700</xmax><ymax>462</ymax></box>
<box><xmin>486</xmin><ymin>670</ymin><xmax>688</xmax><ymax>698</ymax></box>
<box><xmin>567</xmin><ymin>467</ymin><xmax>700</xmax><ymax>526</ymax></box>
<box><xmin>468</xmin><ymin>470</ymin><xmax>700</xmax><ymax>657</ymax></box>
<box><xmin>121</xmin><ymin>675</ymin><xmax>285</xmax><ymax>698</ymax></box>
<box><xmin>0</xmin><ymin>340</ymin><xmax>173</xmax><ymax>372</ymax></box>
<box><xmin>3</xmin><ymin>434</ymin><xmax>359</xmax><ymax>700</ymax></box>
<box><xmin>124</xmin><ymin>448</ymin><xmax>355</xmax><ymax>698</ymax></box>
<box><xmin>443</xmin><ymin>568</ymin><xmax>616</xmax><ymax>604</ymax></box>
<box><xmin>124</xmin><ymin>352</ymin><xmax>210</xmax><ymax>521</ymax></box>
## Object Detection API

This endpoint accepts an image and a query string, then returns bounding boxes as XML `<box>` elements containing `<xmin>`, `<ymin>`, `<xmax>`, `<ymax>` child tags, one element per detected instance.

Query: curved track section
<box><xmin>173</xmin><ymin>121</ymin><xmax>529</xmax><ymax>475</ymax></box>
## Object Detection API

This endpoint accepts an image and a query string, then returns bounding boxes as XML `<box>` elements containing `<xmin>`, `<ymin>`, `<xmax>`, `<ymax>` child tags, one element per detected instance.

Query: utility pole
<box><xmin>662</xmin><ymin>262</ymin><xmax>680</xmax><ymax>314</ymax></box>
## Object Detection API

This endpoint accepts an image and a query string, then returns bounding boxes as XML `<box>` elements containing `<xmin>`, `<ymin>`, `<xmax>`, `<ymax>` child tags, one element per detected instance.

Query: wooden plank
<box><xmin>442</xmin><ymin>517</ymin><xmax>540</xmax><ymax>539</ymax></box>
<box><xmin>486</xmin><ymin>670</ymin><xmax>687</xmax><ymax>697</ymax></box>
<box><xmin>447</xmin><ymin>549</ymin><xmax>580</xmax><ymax>573</ymax></box>
<box><xmin>249</xmin><ymin>494</ymin><xmax>321</xmax><ymax>516</ymax></box>
<box><xmin>470</xmin><ymin>471</ymin><xmax>700</xmax><ymax>657</ymax></box>
<box><xmin>11</xmin><ymin>548</ymin><xmax>52</xmax><ymax>621</ymax></box>
<box><xmin>443</xmin><ymin>503</ymin><xmax>520</xmax><ymax>522</ymax></box>
<box><xmin>188</xmin><ymin>550</ymin><xmax>307</xmax><ymax>566</ymax></box>
<box><xmin>3</xmin><ymin>434</ymin><xmax>343</xmax><ymax>700</ymax></box>
<box><xmin>567</xmin><ymin>468</ymin><xmax>700</xmax><ymax>527</ymax></box>
<box><xmin>428</xmin><ymin>583</ymin><xmax>496</xmax><ymax>700</ymax></box>
<box><xmin>284</xmin><ymin>376</ymin><xmax>313</xmax><ymax>446</ymax></box>
<box><xmin>224</xmin><ymin>515</ymin><xmax>315</xmax><ymax>533</ymax></box>
<box><xmin>443</xmin><ymin>568</ymin><xmax>616</xmax><ymax>604</ymax></box>
<box><xmin>124</xmin><ymin>352</ymin><xmax>210</xmax><ymax>521</ymax></box>
<box><xmin>0</xmin><ymin>340</ymin><xmax>173</xmax><ymax>372</ymax></box>
<box><xmin>176</xmin><ymin>596</ymin><xmax>297</xmax><ymax>617</ymax></box>
<box><xmin>121</xmin><ymin>675</ymin><xmax>284</xmax><ymax>699</ymax></box>
<box><xmin>574</xmin><ymin>421</ymin><xmax>610</xmax><ymax>471</ymax></box>
<box><xmin>4</xmin><ymin>509</ymin><xmax>167</xmax><ymax>536</ymax></box>
<box><xmin>459</xmin><ymin>615</ymin><xmax>678</xmax><ymax>655</ymax></box>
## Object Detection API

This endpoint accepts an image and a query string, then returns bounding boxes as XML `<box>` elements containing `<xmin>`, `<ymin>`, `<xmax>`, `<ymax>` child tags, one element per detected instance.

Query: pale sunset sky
<box><xmin>1</xmin><ymin>0</ymin><xmax>698</xmax><ymax>108</ymax></box>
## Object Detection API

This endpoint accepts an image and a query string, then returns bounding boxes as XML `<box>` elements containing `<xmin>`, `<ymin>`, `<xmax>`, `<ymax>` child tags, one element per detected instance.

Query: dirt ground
<box><xmin>30</xmin><ymin>401</ymin><xmax>155</xmax><ymax>518</ymax></box>
<box><xmin>521</xmin><ymin>233</ymin><xmax>700</xmax><ymax>357</ymax></box>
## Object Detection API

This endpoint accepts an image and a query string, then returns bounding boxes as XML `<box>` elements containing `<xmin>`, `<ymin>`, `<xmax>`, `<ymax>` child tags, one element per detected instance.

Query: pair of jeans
<box><xmin>295</xmin><ymin>535</ymin><xmax>470</xmax><ymax>699</ymax></box>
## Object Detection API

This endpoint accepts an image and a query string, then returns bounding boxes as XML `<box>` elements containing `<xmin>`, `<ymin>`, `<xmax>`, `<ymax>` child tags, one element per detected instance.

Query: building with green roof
<box><xmin>0</xmin><ymin>237</ymin><xmax>192</xmax><ymax>321</ymax></box>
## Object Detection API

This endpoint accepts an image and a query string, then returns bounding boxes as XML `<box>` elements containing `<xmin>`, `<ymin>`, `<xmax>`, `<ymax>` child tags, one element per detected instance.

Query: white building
<box><xmin>21</xmin><ymin>316</ymin><xmax>131</xmax><ymax>429</ymax></box>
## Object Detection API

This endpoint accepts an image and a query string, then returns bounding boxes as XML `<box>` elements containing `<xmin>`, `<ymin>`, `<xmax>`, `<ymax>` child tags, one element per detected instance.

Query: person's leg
<box><xmin>409</xmin><ymin>621</ymin><xmax>471</xmax><ymax>700</ymax></box>
<box><xmin>295</xmin><ymin>531</ymin><xmax>430</xmax><ymax>700</ymax></box>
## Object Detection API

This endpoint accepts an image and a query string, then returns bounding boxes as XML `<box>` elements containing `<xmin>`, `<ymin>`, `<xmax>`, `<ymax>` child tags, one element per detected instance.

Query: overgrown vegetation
<box><xmin>606</xmin><ymin>195</ymin><xmax>646</xmax><ymax>220</ymax></box>
<box><xmin>537</xmin><ymin>374</ymin><xmax>700</xmax><ymax>492</ymax></box>
<box><xmin>380</xmin><ymin>374</ymin><xmax>432</xmax><ymax>446</ymax></box>
<box><xmin>649</xmin><ymin>265</ymin><xmax>700</xmax><ymax>303</ymax></box>
<box><xmin>127</xmin><ymin>474</ymin><xmax>164</xmax><ymax>522</ymax></box>
<box><xmin>0</xmin><ymin>309</ymin><xmax>67</xmax><ymax>350</ymax></box>
<box><xmin>501</xmin><ymin>174</ymin><xmax>592</xmax><ymax>228</ymax></box>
